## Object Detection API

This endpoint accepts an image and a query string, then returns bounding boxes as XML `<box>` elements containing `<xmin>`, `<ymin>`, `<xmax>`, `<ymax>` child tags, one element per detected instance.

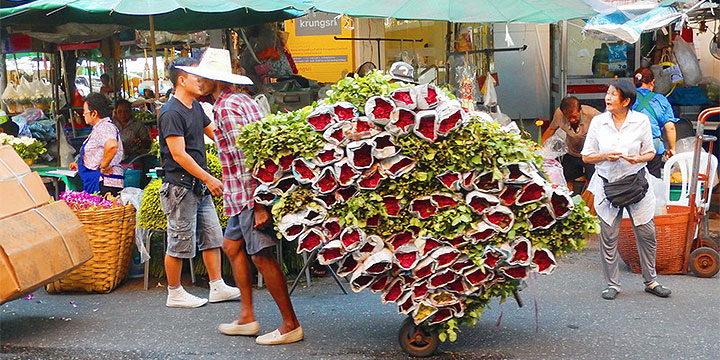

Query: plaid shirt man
<box><xmin>212</xmin><ymin>86</ymin><xmax>261</xmax><ymax>216</ymax></box>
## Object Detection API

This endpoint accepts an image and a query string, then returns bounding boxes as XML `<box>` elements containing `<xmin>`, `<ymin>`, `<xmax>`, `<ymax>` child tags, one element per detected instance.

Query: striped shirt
<box><xmin>212</xmin><ymin>87</ymin><xmax>262</xmax><ymax>216</ymax></box>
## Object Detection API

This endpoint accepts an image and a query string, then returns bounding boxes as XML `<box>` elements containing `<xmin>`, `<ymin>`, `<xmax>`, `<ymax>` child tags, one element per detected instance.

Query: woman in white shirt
<box><xmin>581</xmin><ymin>80</ymin><xmax>672</xmax><ymax>300</ymax></box>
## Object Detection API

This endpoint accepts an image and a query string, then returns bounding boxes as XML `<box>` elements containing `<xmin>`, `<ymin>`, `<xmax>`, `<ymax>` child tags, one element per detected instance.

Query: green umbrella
<box><xmin>306</xmin><ymin>0</ymin><xmax>596</xmax><ymax>23</ymax></box>
<box><xmin>0</xmin><ymin>0</ymin><xmax>306</xmax><ymax>31</ymax></box>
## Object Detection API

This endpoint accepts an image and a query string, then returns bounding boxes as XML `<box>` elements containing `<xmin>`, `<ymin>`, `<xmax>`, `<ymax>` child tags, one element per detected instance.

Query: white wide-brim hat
<box><xmin>177</xmin><ymin>48</ymin><xmax>253</xmax><ymax>86</ymax></box>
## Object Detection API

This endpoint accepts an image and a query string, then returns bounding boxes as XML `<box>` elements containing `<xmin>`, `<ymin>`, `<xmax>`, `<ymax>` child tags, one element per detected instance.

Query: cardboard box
<box><xmin>0</xmin><ymin>201</ymin><xmax>92</xmax><ymax>304</ymax></box>
<box><xmin>0</xmin><ymin>145</ymin><xmax>52</xmax><ymax>220</ymax></box>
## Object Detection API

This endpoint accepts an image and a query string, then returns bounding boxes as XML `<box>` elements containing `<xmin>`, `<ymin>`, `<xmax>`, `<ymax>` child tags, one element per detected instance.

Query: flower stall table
<box><xmin>33</xmin><ymin>166</ymin><xmax>82</xmax><ymax>199</ymax></box>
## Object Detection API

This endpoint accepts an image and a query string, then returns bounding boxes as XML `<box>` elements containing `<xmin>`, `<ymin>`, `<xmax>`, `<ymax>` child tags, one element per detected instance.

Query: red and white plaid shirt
<box><xmin>212</xmin><ymin>87</ymin><xmax>262</xmax><ymax>216</ymax></box>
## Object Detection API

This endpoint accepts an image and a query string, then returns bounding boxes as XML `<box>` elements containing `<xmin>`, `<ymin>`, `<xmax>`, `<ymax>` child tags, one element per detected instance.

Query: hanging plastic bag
<box><xmin>650</xmin><ymin>64</ymin><xmax>673</xmax><ymax>95</ymax></box>
<box><xmin>649</xmin><ymin>176</ymin><xmax>667</xmax><ymax>216</ymax></box>
<box><xmin>538</xmin><ymin>130</ymin><xmax>568</xmax><ymax>160</ymax></box>
<box><xmin>542</xmin><ymin>159</ymin><xmax>567</xmax><ymax>187</ymax></box>
<box><xmin>1</xmin><ymin>84</ymin><xmax>19</xmax><ymax>113</ymax></box>
<box><xmin>121</xmin><ymin>187</ymin><xmax>151</xmax><ymax>264</ymax></box>
<box><xmin>481</xmin><ymin>72</ymin><xmax>498</xmax><ymax>108</ymax></box>
<box><xmin>673</xmin><ymin>38</ymin><xmax>702</xmax><ymax>86</ymax></box>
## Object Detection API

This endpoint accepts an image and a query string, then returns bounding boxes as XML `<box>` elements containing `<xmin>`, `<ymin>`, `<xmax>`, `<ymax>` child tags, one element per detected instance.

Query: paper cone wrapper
<box><xmin>323</xmin><ymin>120</ymin><xmax>351</xmax><ymax>146</ymax></box>
<box><xmin>415</xmin><ymin>83</ymin><xmax>440</xmax><ymax>110</ymax></box>
<box><xmin>428</xmin><ymin>269</ymin><xmax>457</xmax><ymax>289</ymax></box>
<box><xmin>274</xmin><ymin>175</ymin><xmax>299</xmax><ymax>195</ymax></box>
<box><xmin>253</xmin><ymin>184</ymin><xmax>281</xmax><ymax>205</ymax></box>
<box><xmin>428</xmin><ymin>291</ymin><xmax>461</xmax><ymax>307</ymax></box>
<box><xmin>278</xmin><ymin>153</ymin><xmax>296</xmax><ymax>171</ymax></box>
<box><xmin>358</xmin><ymin>164</ymin><xmax>387</xmax><ymax>190</ymax></box>
<box><xmin>449</xmin><ymin>255</ymin><xmax>476</xmax><ymax>273</ymax></box>
<box><xmin>312</xmin><ymin>166</ymin><xmax>339</xmax><ymax>194</ymax></box>
<box><xmin>380</xmin><ymin>154</ymin><xmax>416</xmax><ymax>179</ymax></box>
<box><xmin>365</xmin><ymin>96</ymin><xmax>396</xmax><ymax>126</ymax></box>
<box><xmin>414</xmin><ymin>236</ymin><xmax>443</xmax><ymax>257</ymax></box>
<box><xmin>527</xmin><ymin>204</ymin><xmax>556</xmax><ymax>231</ymax></box>
<box><xmin>444</xmin><ymin>235</ymin><xmax>469</xmax><ymax>248</ymax></box>
<box><xmin>436</xmin><ymin>100</ymin><xmax>467</xmax><ymax>136</ymax></box>
<box><xmin>296</xmin><ymin>227</ymin><xmax>326</xmax><ymax>254</ymax></box>
<box><xmin>412</xmin><ymin>255</ymin><xmax>437</xmax><ymax>279</ymax></box>
<box><xmin>465</xmin><ymin>191</ymin><xmax>500</xmax><ymax>215</ymax></box>
<box><xmin>481</xmin><ymin>246</ymin><xmax>510</xmax><ymax>269</ymax></box>
<box><xmin>409</xmin><ymin>196</ymin><xmax>438</xmax><ymax>220</ymax></box>
<box><xmin>332</xmin><ymin>101</ymin><xmax>359</xmax><ymax>121</ymax></box>
<box><xmin>394</xmin><ymin>243</ymin><xmax>420</xmax><ymax>270</ymax></box>
<box><xmin>315</xmin><ymin>192</ymin><xmax>338</xmax><ymax>209</ymax></box>
<box><xmin>387</xmin><ymin>108</ymin><xmax>416</xmax><ymax>136</ymax></box>
<box><xmin>412</xmin><ymin>303</ymin><xmax>438</xmax><ymax>325</ymax></box>
<box><xmin>252</xmin><ymin>158</ymin><xmax>281</xmax><ymax>184</ymax></box>
<box><xmin>347</xmin><ymin>117</ymin><xmax>382</xmax><ymax>141</ymax></box>
<box><xmin>464</xmin><ymin>222</ymin><xmax>497</xmax><ymax>244</ymax></box>
<box><xmin>549</xmin><ymin>188</ymin><xmax>574</xmax><ymax>219</ymax></box>
<box><xmin>413</xmin><ymin>110</ymin><xmax>439</xmax><ymax>142</ymax></box>
<box><xmin>499</xmin><ymin>184</ymin><xmax>523</xmax><ymax>206</ymax></box>
<box><xmin>430</xmin><ymin>192</ymin><xmax>460</xmax><ymax>209</ymax></box>
<box><xmin>371</xmin><ymin>132</ymin><xmax>401</xmax><ymax>159</ymax></box>
<box><xmin>336</xmin><ymin>253</ymin><xmax>364</xmax><ymax>277</ymax></box>
<box><xmin>362</xmin><ymin>248</ymin><xmax>394</xmax><ymax>275</ymax></box>
<box><xmin>306</xmin><ymin>104</ymin><xmax>338</xmax><ymax>131</ymax></box>
<box><xmin>292</xmin><ymin>158</ymin><xmax>318</xmax><ymax>185</ymax></box>
<box><xmin>386</xmin><ymin>231</ymin><xmax>415</xmax><ymax>251</ymax></box>
<box><xmin>334</xmin><ymin>184</ymin><xmax>359</xmax><ymax>203</ymax></box>
<box><xmin>318</xmin><ymin>239</ymin><xmax>345</xmax><ymax>265</ymax></box>
<box><xmin>483</xmin><ymin>206</ymin><xmax>515</xmax><ymax>233</ymax></box>
<box><xmin>315</xmin><ymin>144</ymin><xmax>344</xmax><ymax>167</ymax></box>
<box><xmin>350</xmin><ymin>267</ymin><xmax>376</xmax><ymax>293</ymax></box>
<box><xmin>300</xmin><ymin>206</ymin><xmax>327</xmax><ymax>225</ymax></box>
<box><xmin>278</xmin><ymin>213</ymin><xmax>307</xmax><ymax>241</ymax></box>
<box><xmin>333</xmin><ymin>159</ymin><xmax>361</xmax><ymax>187</ymax></box>
<box><xmin>339</xmin><ymin>226</ymin><xmax>367</xmax><ymax>252</ymax></box>
<box><xmin>322</xmin><ymin>217</ymin><xmax>342</xmax><ymax>240</ymax></box>
<box><xmin>502</xmin><ymin>162</ymin><xmax>535</xmax><ymax>184</ymax></box>
<box><xmin>411</xmin><ymin>280</ymin><xmax>430</xmax><ymax>300</ymax></box>
<box><xmin>426</xmin><ymin>307</ymin><xmax>455</xmax><ymax>326</ymax></box>
<box><xmin>473</xmin><ymin>171</ymin><xmax>504</xmax><ymax>193</ymax></box>
<box><xmin>432</xmin><ymin>246</ymin><xmax>461</xmax><ymax>270</ymax></box>
<box><xmin>381</xmin><ymin>277</ymin><xmax>407</xmax><ymax>304</ymax></box>
<box><xmin>436</xmin><ymin>171</ymin><xmax>462</xmax><ymax>191</ymax></box>
<box><xmin>508</xmin><ymin>237</ymin><xmax>532</xmax><ymax>266</ymax></box>
<box><xmin>369</xmin><ymin>273</ymin><xmax>392</xmax><ymax>293</ymax></box>
<box><xmin>397</xmin><ymin>291</ymin><xmax>418</xmax><ymax>314</ymax></box>
<box><xmin>390</xmin><ymin>87</ymin><xmax>418</xmax><ymax>110</ymax></box>
<box><xmin>357</xmin><ymin>235</ymin><xmax>385</xmax><ymax>260</ymax></box>
<box><xmin>500</xmin><ymin>265</ymin><xmax>530</xmax><ymax>280</ymax></box>
<box><xmin>346</xmin><ymin>139</ymin><xmax>376</xmax><ymax>171</ymax></box>
<box><xmin>516</xmin><ymin>177</ymin><xmax>549</xmax><ymax>206</ymax></box>
<box><xmin>464</xmin><ymin>266</ymin><xmax>495</xmax><ymax>287</ymax></box>
<box><xmin>531</xmin><ymin>247</ymin><xmax>558</xmax><ymax>274</ymax></box>
<box><xmin>382</xmin><ymin>196</ymin><xmax>404</xmax><ymax>217</ymax></box>
<box><xmin>461</xmin><ymin>171</ymin><xmax>476</xmax><ymax>191</ymax></box>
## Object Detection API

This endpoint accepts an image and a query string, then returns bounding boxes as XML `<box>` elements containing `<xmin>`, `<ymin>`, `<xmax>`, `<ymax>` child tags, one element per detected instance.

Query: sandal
<box><xmin>644</xmin><ymin>284</ymin><xmax>671</xmax><ymax>298</ymax></box>
<box><xmin>601</xmin><ymin>287</ymin><xmax>618</xmax><ymax>300</ymax></box>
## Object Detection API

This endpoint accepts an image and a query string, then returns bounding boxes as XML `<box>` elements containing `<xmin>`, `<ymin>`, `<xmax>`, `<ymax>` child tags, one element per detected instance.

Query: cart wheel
<box><xmin>398</xmin><ymin>317</ymin><xmax>439</xmax><ymax>357</ymax></box>
<box><xmin>699</xmin><ymin>237</ymin><xmax>720</xmax><ymax>252</ymax></box>
<box><xmin>689</xmin><ymin>247</ymin><xmax>720</xmax><ymax>278</ymax></box>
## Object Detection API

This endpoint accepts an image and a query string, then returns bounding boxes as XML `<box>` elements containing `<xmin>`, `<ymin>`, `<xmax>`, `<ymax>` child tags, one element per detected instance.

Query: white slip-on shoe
<box><xmin>166</xmin><ymin>287</ymin><xmax>208</xmax><ymax>308</ymax></box>
<box><xmin>256</xmin><ymin>326</ymin><xmax>304</xmax><ymax>345</ymax></box>
<box><xmin>218</xmin><ymin>320</ymin><xmax>261</xmax><ymax>336</ymax></box>
<box><xmin>209</xmin><ymin>282</ymin><xmax>241</xmax><ymax>303</ymax></box>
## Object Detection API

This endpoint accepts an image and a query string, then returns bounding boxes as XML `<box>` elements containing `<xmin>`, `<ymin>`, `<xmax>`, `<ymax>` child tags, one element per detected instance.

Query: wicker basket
<box><xmin>46</xmin><ymin>203</ymin><xmax>136</xmax><ymax>293</ymax></box>
<box><xmin>618</xmin><ymin>205</ymin><xmax>690</xmax><ymax>275</ymax></box>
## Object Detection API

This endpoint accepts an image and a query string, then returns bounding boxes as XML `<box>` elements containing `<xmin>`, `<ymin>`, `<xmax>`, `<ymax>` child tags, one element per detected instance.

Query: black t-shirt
<box><xmin>158</xmin><ymin>96</ymin><xmax>211</xmax><ymax>188</ymax></box>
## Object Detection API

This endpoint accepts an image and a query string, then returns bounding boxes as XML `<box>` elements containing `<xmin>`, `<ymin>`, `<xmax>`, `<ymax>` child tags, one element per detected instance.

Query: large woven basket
<box><xmin>618</xmin><ymin>205</ymin><xmax>690</xmax><ymax>275</ymax></box>
<box><xmin>46</xmin><ymin>203</ymin><xmax>136</xmax><ymax>293</ymax></box>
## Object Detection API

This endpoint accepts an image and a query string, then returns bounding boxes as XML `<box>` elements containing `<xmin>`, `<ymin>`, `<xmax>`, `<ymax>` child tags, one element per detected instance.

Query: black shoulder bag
<box><xmin>600</xmin><ymin>168</ymin><xmax>649</xmax><ymax>208</ymax></box>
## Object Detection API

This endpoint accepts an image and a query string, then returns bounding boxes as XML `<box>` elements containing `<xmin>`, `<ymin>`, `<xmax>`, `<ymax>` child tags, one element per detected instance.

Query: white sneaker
<box><xmin>209</xmin><ymin>281</ymin><xmax>241</xmax><ymax>303</ymax></box>
<box><xmin>166</xmin><ymin>286</ymin><xmax>208</xmax><ymax>308</ymax></box>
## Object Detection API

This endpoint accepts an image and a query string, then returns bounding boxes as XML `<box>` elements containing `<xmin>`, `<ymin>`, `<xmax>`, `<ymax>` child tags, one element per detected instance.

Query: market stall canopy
<box><xmin>302</xmin><ymin>0</ymin><xmax>597</xmax><ymax>23</ymax></box>
<box><xmin>0</xmin><ymin>0</ymin><xmax>306</xmax><ymax>31</ymax></box>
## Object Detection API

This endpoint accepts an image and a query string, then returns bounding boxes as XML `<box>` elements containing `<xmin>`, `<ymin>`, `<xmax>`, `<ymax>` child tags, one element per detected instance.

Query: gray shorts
<box><xmin>224</xmin><ymin>208</ymin><xmax>278</xmax><ymax>256</ymax></box>
<box><xmin>158</xmin><ymin>182</ymin><xmax>223</xmax><ymax>259</ymax></box>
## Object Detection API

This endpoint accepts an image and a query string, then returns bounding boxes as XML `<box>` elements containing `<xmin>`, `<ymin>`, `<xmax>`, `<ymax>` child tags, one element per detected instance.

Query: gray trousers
<box><xmin>599</xmin><ymin>210</ymin><xmax>658</xmax><ymax>290</ymax></box>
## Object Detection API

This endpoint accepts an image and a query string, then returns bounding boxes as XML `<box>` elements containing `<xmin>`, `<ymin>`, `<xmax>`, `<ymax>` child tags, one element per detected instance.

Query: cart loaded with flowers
<box><xmin>238</xmin><ymin>71</ymin><xmax>599</xmax><ymax>356</ymax></box>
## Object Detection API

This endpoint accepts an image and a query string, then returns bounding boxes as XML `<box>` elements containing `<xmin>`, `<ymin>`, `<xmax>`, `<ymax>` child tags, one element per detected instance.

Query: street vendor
<box><xmin>542</xmin><ymin>96</ymin><xmax>601</xmax><ymax>187</ymax></box>
<box><xmin>180</xmin><ymin>48</ymin><xmax>303</xmax><ymax>345</ymax></box>
<box><xmin>113</xmin><ymin>99</ymin><xmax>151</xmax><ymax>161</ymax></box>
<box><xmin>632</xmin><ymin>67</ymin><xmax>677</xmax><ymax>178</ymax></box>
<box><xmin>69</xmin><ymin>93</ymin><xmax>124</xmax><ymax>195</ymax></box>
<box><xmin>581</xmin><ymin>80</ymin><xmax>671</xmax><ymax>300</ymax></box>
<box><xmin>157</xmin><ymin>57</ymin><xmax>240</xmax><ymax>308</ymax></box>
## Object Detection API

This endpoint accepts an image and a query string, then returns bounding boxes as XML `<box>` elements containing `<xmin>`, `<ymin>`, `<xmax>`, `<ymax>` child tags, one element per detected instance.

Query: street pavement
<box><xmin>1</xmin><ymin>241</ymin><xmax>718</xmax><ymax>360</ymax></box>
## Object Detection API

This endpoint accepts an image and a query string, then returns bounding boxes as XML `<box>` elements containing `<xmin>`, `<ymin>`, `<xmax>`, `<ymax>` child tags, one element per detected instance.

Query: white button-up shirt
<box><xmin>581</xmin><ymin>110</ymin><xmax>656</xmax><ymax>226</ymax></box>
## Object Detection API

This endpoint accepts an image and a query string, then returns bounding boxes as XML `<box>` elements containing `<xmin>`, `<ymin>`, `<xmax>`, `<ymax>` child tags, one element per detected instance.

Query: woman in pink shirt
<box><xmin>69</xmin><ymin>93</ymin><xmax>124</xmax><ymax>195</ymax></box>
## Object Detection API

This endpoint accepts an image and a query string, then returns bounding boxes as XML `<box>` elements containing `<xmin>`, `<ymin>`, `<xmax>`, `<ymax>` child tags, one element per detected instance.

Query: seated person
<box><xmin>542</xmin><ymin>96</ymin><xmax>601</xmax><ymax>189</ymax></box>
<box><xmin>99</xmin><ymin>74</ymin><xmax>114</xmax><ymax>96</ymax></box>
<box><xmin>113</xmin><ymin>99</ymin><xmax>151</xmax><ymax>161</ymax></box>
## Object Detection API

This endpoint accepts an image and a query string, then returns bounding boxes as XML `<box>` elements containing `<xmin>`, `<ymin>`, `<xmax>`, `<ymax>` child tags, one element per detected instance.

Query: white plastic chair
<box><xmin>663</xmin><ymin>151</ymin><xmax>718</xmax><ymax>212</ymax></box>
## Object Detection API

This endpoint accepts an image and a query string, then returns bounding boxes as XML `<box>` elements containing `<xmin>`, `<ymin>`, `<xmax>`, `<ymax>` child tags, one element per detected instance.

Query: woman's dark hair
<box><xmin>84</xmin><ymin>93</ymin><xmax>113</xmax><ymax>118</ymax></box>
<box><xmin>168</xmin><ymin>57</ymin><xmax>199</xmax><ymax>87</ymax></box>
<box><xmin>114</xmin><ymin>98</ymin><xmax>132</xmax><ymax>110</ymax></box>
<box><xmin>608</xmin><ymin>79</ymin><xmax>636</xmax><ymax>109</ymax></box>
<box><xmin>633</xmin><ymin>67</ymin><xmax>654</xmax><ymax>88</ymax></box>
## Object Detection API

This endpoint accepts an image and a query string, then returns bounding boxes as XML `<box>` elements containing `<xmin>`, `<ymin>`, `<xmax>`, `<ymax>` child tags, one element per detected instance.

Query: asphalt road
<box><xmin>1</xmin><ymin>242</ymin><xmax>718</xmax><ymax>360</ymax></box>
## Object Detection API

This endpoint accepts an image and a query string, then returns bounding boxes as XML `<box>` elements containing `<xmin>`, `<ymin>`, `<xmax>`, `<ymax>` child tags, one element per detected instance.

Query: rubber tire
<box><xmin>699</xmin><ymin>237</ymin><xmax>720</xmax><ymax>252</ymax></box>
<box><xmin>398</xmin><ymin>317</ymin><xmax>439</xmax><ymax>357</ymax></box>
<box><xmin>689</xmin><ymin>247</ymin><xmax>720</xmax><ymax>278</ymax></box>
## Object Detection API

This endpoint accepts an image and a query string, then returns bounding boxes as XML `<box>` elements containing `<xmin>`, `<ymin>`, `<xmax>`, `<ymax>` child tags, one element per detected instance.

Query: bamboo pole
<box><xmin>149</xmin><ymin>15</ymin><xmax>159</xmax><ymax>101</ymax></box>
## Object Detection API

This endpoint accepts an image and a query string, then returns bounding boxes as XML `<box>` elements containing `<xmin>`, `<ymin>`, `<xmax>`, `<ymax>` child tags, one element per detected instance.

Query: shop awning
<box><xmin>583</xmin><ymin>5</ymin><xmax>682</xmax><ymax>43</ymax></box>
<box><xmin>0</xmin><ymin>0</ymin><xmax>307</xmax><ymax>31</ymax></box>
<box><xmin>302</xmin><ymin>0</ymin><xmax>597</xmax><ymax>23</ymax></box>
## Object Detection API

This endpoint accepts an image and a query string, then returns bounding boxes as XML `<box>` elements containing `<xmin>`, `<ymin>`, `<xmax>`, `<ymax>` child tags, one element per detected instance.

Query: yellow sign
<box><xmin>285</xmin><ymin>13</ymin><xmax>355</xmax><ymax>83</ymax></box>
